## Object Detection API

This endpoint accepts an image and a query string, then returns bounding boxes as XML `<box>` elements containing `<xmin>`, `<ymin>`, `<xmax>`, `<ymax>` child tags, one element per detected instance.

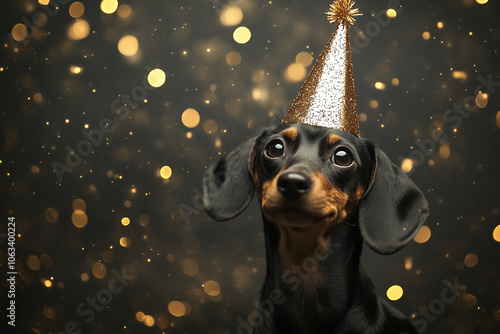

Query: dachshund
<box><xmin>203</xmin><ymin>122</ymin><xmax>429</xmax><ymax>334</ymax></box>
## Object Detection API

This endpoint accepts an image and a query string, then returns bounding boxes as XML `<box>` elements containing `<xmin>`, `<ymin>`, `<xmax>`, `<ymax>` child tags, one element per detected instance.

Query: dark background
<box><xmin>1</xmin><ymin>0</ymin><xmax>499</xmax><ymax>333</ymax></box>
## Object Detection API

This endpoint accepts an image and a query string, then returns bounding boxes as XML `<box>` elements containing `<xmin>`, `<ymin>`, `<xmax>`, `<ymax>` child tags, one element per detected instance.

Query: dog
<box><xmin>203</xmin><ymin>122</ymin><xmax>429</xmax><ymax>333</ymax></box>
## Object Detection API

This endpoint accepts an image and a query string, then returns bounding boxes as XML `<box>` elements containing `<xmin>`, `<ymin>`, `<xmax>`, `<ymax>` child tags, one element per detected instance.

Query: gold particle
<box><xmin>168</xmin><ymin>301</ymin><xmax>186</xmax><ymax>317</ymax></box>
<box><xmin>401</xmin><ymin>158</ymin><xmax>413</xmax><ymax>173</ymax></box>
<box><xmin>160</xmin><ymin>166</ymin><xmax>172</xmax><ymax>179</ymax></box>
<box><xmin>11</xmin><ymin>24</ymin><xmax>28</xmax><ymax>42</ymax></box>
<box><xmin>391</xmin><ymin>78</ymin><xmax>400</xmax><ymax>86</ymax></box>
<box><xmin>369</xmin><ymin>100</ymin><xmax>379</xmax><ymax>108</ymax></box>
<box><xmin>439</xmin><ymin>142</ymin><xmax>451</xmax><ymax>159</ymax></box>
<box><xmin>386</xmin><ymin>9</ymin><xmax>397</xmax><ymax>18</ymax></box>
<box><xmin>27</xmin><ymin>255</ymin><xmax>42</xmax><ymax>271</ymax></box>
<box><xmin>39</xmin><ymin>0</ymin><xmax>50</xmax><ymax>4</ymax></box>
<box><xmin>233</xmin><ymin>26</ymin><xmax>251</xmax><ymax>44</ymax></box>
<box><xmin>387</xmin><ymin>285</ymin><xmax>404</xmax><ymax>301</ymax></box>
<box><xmin>414</xmin><ymin>225</ymin><xmax>431</xmax><ymax>243</ymax></box>
<box><xmin>476</xmin><ymin>0</ymin><xmax>489</xmax><ymax>4</ymax></box>
<box><xmin>139</xmin><ymin>214</ymin><xmax>150</xmax><ymax>227</ymax></box>
<box><xmin>80</xmin><ymin>273</ymin><xmax>89</xmax><ymax>282</ymax></box>
<box><xmin>69</xmin><ymin>2</ymin><xmax>85</xmax><ymax>18</ymax></box>
<box><xmin>117</xmin><ymin>4</ymin><xmax>132</xmax><ymax>18</ymax></box>
<box><xmin>72</xmin><ymin>198</ymin><xmax>86</xmax><ymax>212</ymax></box>
<box><xmin>92</xmin><ymin>262</ymin><xmax>107</xmax><ymax>279</ymax></box>
<box><xmin>374</xmin><ymin>82</ymin><xmax>386</xmax><ymax>90</ymax></box>
<box><xmin>422</xmin><ymin>31</ymin><xmax>431</xmax><ymax>40</ymax></box>
<box><xmin>220</xmin><ymin>6</ymin><xmax>243</xmax><ymax>26</ymax></box>
<box><xmin>136</xmin><ymin>311</ymin><xmax>145</xmax><ymax>321</ymax></box>
<box><xmin>118</xmin><ymin>35</ymin><xmax>139</xmax><ymax>57</ymax></box>
<box><xmin>100</xmin><ymin>0</ymin><xmax>119</xmax><ymax>14</ymax></box>
<box><xmin>405</xmin><ymin>256</ymin><xmax>413</xmax><ymax>270</ymax></box>
<box><xmin>147</xmin><ymin>69</ymin><xmax>166</xmax><ymax>88</ymax></box>
<box><xmin>45</xmin><ymin>208</ymin><xmax>59</xmax><ymax>223</ymax></box>
<box><xmin>437</xmin><ymin>21</ymin><xmax>444</xmax><ymax>29</ymax></box>
<box><xmin>226</xmin><ymin>51</ymin><xmax>242</xmax><ymax>66</ymax></box>
<box><xmin>119</xmin><ymin>237</ymin><xmax>131</xmax><ymax>248</ymax></box>
<box><xmin>181</xmin><ymin>108</ymin><xmax>200</xmax><ymax>128</ymax></box>
<box><xmin>493</xmin><ymin>224</ymin><xmax>500</xmax><ymax>242</ymax></box>
<box><xmin>452</xmin><ymin>71</ymin><xmax>467</xmax><ymax>80</ymax></box>
<box><xmin>70</xmin><ymin>66</ymin><xmax>82</xmax><ymax>74</ymax></box>
<box><xmin>67</xmin><ymin>20</ymin><xmax>90</xmax><ymax>40</ymax></box>
<box><xmin>203</xmin><ymin>119</ymin><xmax>218</xmax><ymax>134</ymax></box>
<box><xmin>144</xmin><ymin>315</ymin><xmax>155</xmax><ymax>327</ymax></box>
<box><xmin>44</xmin><ymin>280</ymin><xmax>53</xmax><ymax>288</ymax></box>
<box><xmin>124</xmin><ymin>200</ymin><xmax>132</xmax><ymax>208</ymax></box>
<box><xmin>475</xmin><ymin>93</ymin><xmax>488</xmax><ymax>108</ymax></box>
<box><xmin>31</xmin><ymin>165</ymin><xmax>40</xmax><ymax>174</ymax></box>
<box><xmin>182</xmin><ymin>259</ymin><xmax>199</xmax><ymax>276</ymax></box>
<box><xmin>285</xmin><ymin>63</ymin><xmax>307</xmax><ymax>82</ymax></box>
<box><xmin>295</xmin><ymin>51</ymin><xmax>313</xmax><ymax>67</ymax></box>
<box><xmin>464</xmin><ymin>253</ymin><xmax>478</xmax><ymax>268</ymax></box>
<box><xmin>203</xmin><ymin>280</ymin><xmax>221</xmax><ymax>296</ymax></box>
<box><xmin>121</xmin><ymin>217</ymin><xmax>130</xmax><ymax>226</ymax></box>
<box><xmin>72</xmin><ymin>210</ymin><xmax>88</xmax><ymax>228</ymax></box>
<box><xmin>34</xmin><ymin>93</ymin><xmax>43</xmax><ymax>103</ymax></box>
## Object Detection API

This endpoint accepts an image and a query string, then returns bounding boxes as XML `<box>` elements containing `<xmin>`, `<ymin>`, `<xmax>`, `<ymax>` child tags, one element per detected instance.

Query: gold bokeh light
<box><xmin>118</xmin><ymin>35</ymin><xmax>139</xmax><ymax>57</ymax></box>
<box><xmin>387</xmin><ymin>285</ymin><xmax>404</xmax><ymax>301</ymax></box>
<box><xmin>160</xmin><ymin>166</ymin><xmax>172</xmax><ymax>179</ymax></box>
<box><xmin>92</xmin><ymin>262</ymin><xmax>107</xmax><ymax>279</ymax></box>
<box><xmin>69</xmin><ymin>2</ymin><xmax>85</xmax><ymax>18</ymax></box>
<box><xmin>181</xmin><ymin>108</ymin><xmax>200</xmax><ymax>128</ymax></box>
<box><xmin>147</xmin><ymin>69</ymin><xmax>166</xmax><ymax>88</ymax></box>
<box><xmin>233</xmin><ymin>26</ymin><xmax>251</xmax><ymax>44</ymax></box>
<box><xmin>101</xmin><ymin>0</ymin><xmax>119</xmax><ymax>14</ymax></box>
<box><xmin>168</xmin><ymin>301</ymin><xmax>186</xmax><ymax>317</ymax></box>
<box><xmin>67</xmin><ymin>20</ymin><xmax>90</xmax><ymax>40</ymax></box>
<box><xmin>203</xmin><ymin>280</ymin><xmax>221</xmax><ymax>296</ymax></box>
<box><xmin>220</xmin><ymin>6</ymin><xmax>243</xmax><ymax>26</ymax></box>
<box><xmin>414</xmin><ymin>225</ymin><xmax>431</xmax><ymax>243</ymax></box>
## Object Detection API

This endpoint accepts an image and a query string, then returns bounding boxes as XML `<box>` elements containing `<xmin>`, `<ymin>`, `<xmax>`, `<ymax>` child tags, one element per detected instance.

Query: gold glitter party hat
<box><xmin>283</xmin><ymin>0</ymin><xmax>362</xmax><ymax>136</ymax></box>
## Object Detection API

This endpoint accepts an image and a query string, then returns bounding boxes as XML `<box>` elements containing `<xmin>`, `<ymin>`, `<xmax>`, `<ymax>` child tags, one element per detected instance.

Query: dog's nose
<box><xmin>277</xmin><ymin>172</ymin><xmax>312</xmax><ymax>199</ymax></box>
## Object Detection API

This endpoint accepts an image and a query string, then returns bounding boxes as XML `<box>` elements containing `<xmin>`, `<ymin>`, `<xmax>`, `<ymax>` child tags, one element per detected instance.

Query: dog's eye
<box><xmin>332</xmin><ymin>149</ymin><xmax>353</xmax><ymax>167</ymax></box>
<box><xmin>265</xmin><ymin>140</ymin><xmax>285</xmax><ymax>158</ymax></box>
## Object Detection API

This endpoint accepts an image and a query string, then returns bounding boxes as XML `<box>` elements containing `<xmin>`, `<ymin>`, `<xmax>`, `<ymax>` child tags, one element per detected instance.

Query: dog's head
<box><xmin>203</xmin><ymin>123</ymin><xmax>429</xmax><ymax>255</ymax></box>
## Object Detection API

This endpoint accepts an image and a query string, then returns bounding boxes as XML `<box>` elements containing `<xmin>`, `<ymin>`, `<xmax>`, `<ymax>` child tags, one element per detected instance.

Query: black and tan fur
<box><xmin>203</xmin><ymin>123</ymin><xmax>429</xmax><ymax>334</ymax></box>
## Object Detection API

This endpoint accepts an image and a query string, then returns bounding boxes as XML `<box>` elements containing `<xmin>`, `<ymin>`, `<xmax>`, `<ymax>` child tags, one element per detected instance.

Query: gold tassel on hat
<box><xmin>283</xmin><ymin>0</ymin><xmax>362</xmax><ymax>136</ymax></box>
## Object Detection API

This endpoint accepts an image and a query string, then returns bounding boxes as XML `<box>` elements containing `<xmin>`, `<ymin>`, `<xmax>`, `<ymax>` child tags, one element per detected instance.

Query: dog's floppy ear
<box><xmin>359</xmin><ymin>145</ymin><xmax>429</xmax><ymax>255</ymax></box>
<box><xmin>203</xmin><ymin>136</ymin><xmax>256</xmax><ymax>221</ymax></box>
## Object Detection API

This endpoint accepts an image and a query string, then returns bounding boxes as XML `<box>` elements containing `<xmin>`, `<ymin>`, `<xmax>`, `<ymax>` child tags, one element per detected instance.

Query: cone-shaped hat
<box><xmin>283</xmin><ymin>0</ymin><xmax>361</xmax><ymax>136</ymax></box>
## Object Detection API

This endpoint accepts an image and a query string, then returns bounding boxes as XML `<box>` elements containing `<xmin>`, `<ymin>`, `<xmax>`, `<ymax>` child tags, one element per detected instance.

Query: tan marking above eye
<box><xmin>327</xmin><ymin>134</ymin><xmax>341</xmax><ymax>145</ymax></box>
<box><xmin>282</xmin><ymin>127</ymin><xmax>298</xmax><ymax>141</ymax></box>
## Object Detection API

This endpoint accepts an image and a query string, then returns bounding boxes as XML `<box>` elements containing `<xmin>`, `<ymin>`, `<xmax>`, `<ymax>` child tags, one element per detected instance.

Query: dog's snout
<box><xmin>277</xmin><ymin>172</ymin><xmax>312</xmax><ymax>199</ymax></box>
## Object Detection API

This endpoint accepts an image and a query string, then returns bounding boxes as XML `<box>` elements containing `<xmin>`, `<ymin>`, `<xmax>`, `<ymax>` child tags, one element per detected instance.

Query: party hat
<box><xmin>283</xmin><ymin>0</ymin><xmax>361</xmax><ymax>136</ymax></box>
